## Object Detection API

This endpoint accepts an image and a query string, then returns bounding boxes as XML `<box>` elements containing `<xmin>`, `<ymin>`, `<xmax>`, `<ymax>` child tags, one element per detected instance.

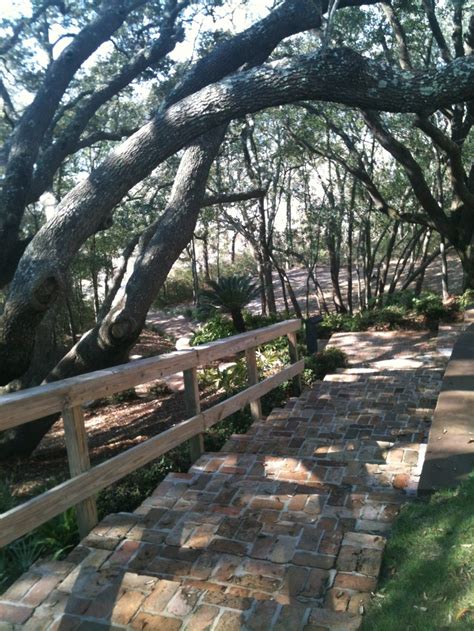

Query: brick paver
<box><xmin>1</xmin><ymin>329</ymin><xmax>455</xmax><ymax>630</ymax></box>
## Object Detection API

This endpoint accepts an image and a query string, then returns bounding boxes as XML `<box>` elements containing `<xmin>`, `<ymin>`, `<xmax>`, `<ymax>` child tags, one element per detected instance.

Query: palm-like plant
<box><xmin>198</xmin><ymin>275</ymin><xmax>260</xmax><ymax>333</ymax></box>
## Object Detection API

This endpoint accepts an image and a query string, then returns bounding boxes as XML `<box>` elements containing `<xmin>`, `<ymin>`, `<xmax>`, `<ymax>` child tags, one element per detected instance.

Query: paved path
<box><xmin>0</xmin><ymin>330</ymin><xmax>457</xmax><ymax>630</ymax></box>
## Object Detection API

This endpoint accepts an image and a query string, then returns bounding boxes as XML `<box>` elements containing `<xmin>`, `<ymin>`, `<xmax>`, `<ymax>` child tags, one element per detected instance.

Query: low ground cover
<box><xmin>363</xmin><ymin>473</ymin><xmax>474</xmax><ymax>630</ymax></box>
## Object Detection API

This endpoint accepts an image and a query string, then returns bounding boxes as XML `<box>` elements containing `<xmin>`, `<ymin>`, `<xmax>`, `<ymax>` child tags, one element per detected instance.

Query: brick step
<box><xmin>323</xmin><ymin>374</ymin><xmax>366</xmax><ymax>383</ymax></box>
<box><xmin>40</xmin><ymin>455</ymin><xmax>399</xmax><ymax>610</ymax></box>
<box><xmin>0</xmin><ymin>560</ymin><xmax>362</xmax><ymax>630</ymax></box>
<box><xmin>224</xmin><ymin>420</ymin><xmax>428</xmax><ymax>459</ymax></box>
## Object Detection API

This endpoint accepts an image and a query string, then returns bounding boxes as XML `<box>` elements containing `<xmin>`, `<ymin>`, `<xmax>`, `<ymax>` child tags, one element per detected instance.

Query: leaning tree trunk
<box><xmin>440</xmin><ymin>237</ymin><xmax>449</xmax><ymax>300</ymax></box>
<box><xmin>0</xmin><ymin>127</ymin><xmax>227</xmax><ymax>459</ymax></box>
<box><xmin>458</xmin><ymin>246</ymin><xmax>474</xmax><ymax>291</ymax></box>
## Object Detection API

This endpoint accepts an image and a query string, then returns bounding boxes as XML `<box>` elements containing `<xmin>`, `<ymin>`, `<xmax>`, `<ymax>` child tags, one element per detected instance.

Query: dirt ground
<box><xmin>1</xmin><ymin>331</ymin><xmax>220</xmax><ymax>500</ymax></box>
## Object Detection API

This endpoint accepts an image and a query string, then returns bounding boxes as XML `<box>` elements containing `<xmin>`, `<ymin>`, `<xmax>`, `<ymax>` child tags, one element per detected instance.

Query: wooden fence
<box><xmin>0</xmin><ymin>319</ymin><xmax>303</xmax><ymax>548</ymax></box>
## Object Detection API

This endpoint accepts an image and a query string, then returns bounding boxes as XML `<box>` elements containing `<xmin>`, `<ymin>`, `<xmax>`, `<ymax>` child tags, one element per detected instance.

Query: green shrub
<box><xmin>456</xmin><ymin>289</ymin><xmax>474</xmax><ymax>311</ymax></box>
<box><xmin>96</xmin><ymin>449</ymin><xmax>190</xmax><ymax>516</ymax></box>
<box><xmin>304</xmin><ymin>346</ymin><xmax>348</xmax><ymax>381</ymax></box>
<box><xmin>148</xmin><ymin>381</ymin><xmax>173</xmax><ymax>397</ymax></box>
<box><xmin>191</xmin><ymin>314</ymin><xmax>236</xmax><ymax>345</ymax></box>
<box><xmin>375</xmin><ymin>305</ymin><xmax>408</xmax><ymax>327</ymax></box>
<box><xmin>383</xmin><ymin>289</ymin><xmax>416</xmax><ymax>310</ymax></box>
<box><xmin>191</xmin><ymin>311</ymin><xmax>285</xmax><ymax>346</ymax></box>
<box><xmin>413</xmin><ymin>292</ymin><xmax>448</xmax><ymax>320</ymax></box>
<box><xmin>110</xmin><ymin>387</ymin><xmax>138</xmax><ymax>404</ymax></box>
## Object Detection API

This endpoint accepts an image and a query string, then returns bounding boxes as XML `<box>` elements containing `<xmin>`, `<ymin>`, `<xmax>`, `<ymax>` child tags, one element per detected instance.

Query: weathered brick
<box><xmin>250</xmin><ymin>535</ymin><xmax>275</xmax><ymax>559</ymax></box>
<box><xmin>211</xmin><ymin>556</ymin><xmax>240</xmax><ymax>582</ymax></box>
<box><xmin>120</xmin><ymin>572</ymin><xmax>158</xmax><ymax>592</ymax></box>
<box><xmin>333</xmin><ymin>572</ymin><xmax>377</xmax><ymax>592</ymax></box>
<box><xmin>342</xmin><ymin>532</ymin><xmax>385</xmax><ymax>550</ymax></box>
<box><xmin>1</xmin><ymin>573</ymin><xmax>39</xmax><ymax>601</ymax></box>
<box><xmin>301</xmin><ymin>569</ymin><xmax>329</xmax><ymax>599</ymax></box>
<box><xmin>110</xmin><ymin>590</ymin><xmax>145</xmax><ymax>625</ymax></box>
<box><xmin>209</xmin><ymin>538</ymin><xmax>248</xmax><ymax>556</ymax></box>
<box><xmin>233</xmin><ymin>573</ymin><xmax>280</xmax><ymax>593</ymax></box>
<box><xmin>214</xmin><ymin>610</ymin><xmax>245</xmax><ymax>631</ymax></box>
<box><xmin>142</xmin><ymin>579</ymin><xmax>180</xmax><ymax>613</ymax></box>
<box><xmin>47</xmin><ymin>614</ymin><xmax>81</xmax><ymax>631</ymax></box>
<box><xmin>357</xmin><ymin>548</ymin><xmax>383</xmax><ymax>577</ymax></box>
<box><xmin>336</xmin><ymin>546</ymin><xmax>359</xmax><ymax>572</ymax></box>
<box><xmin>166</xmin><ymin>586</ymin><xmax>200</xmax><ymax>617</ymax></box>
<box><xmin>0</xmin><ymin>602</ymin><xmax>33</xmax><ymax>624</ymax></box>
<box><xmin>84</xmin><ymin>585</ymin><xmax>122</xmax><ymax>620</ymax></box>
<box><xmin>130</xmin><ymin>612</ymin><xmax>182</xmax><ymax>630</ymax></box>
<box><xmin>348</xmin><ymin>591</ymin><xmax>372</xmax><ymax>614</ymax></box>
<box><xmin>292</xmin><ymin>552</ymin><xmax>335</xmax><ymax>570</ymax></box>
<box><xmin>270</xmin><ymin>536</ymin><xmax>297</xmax><ymax>563</ymax></box>
<box><xmin>184</xmin><ymin>604</ymin><xmax>219</xmax><ymax>631</ymax></box>
<box><xmin>306</xmin><ymin>608</ymin><xmax>362</xmax><ymax>631</ymax></box>
<box><xmin>202</xmin><ymin>588</ymin><xmax>252</xmax><ymax>610</ymax></box>
<box><xmin>325</xmin><ymin>588</ymin><xmax>350</xmax><ymax>612</ymax></box>
<box><xmin>246</xmin><ymin>600</ymin><xmax>278</xmax><ymax>630</ymax></box>
<box><xmin>21</xmin><ymin>574</ymin><xmax>61</xmax><ymax>608</ymax></box>
<box><xmin>105</xmin><ymin>539</ymin><xmax>141</xmax><ymax>567</ymax></box>
<box><xmin>274</xmin><ymin>603</ymin><xmax>308</xmax><ymax>630</ymax></box>
<box><xmin>283</xmin><ymin>566</ymin><xmax>308</xmax><ymax>597</ymax></box>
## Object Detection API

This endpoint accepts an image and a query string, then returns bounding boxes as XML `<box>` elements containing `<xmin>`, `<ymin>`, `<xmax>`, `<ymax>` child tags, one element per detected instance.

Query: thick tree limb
<box><xmin>415</xmin><ymin>115</ymin><xmax>474</xmax><ymax>209</ymax></box>
<box><xmin>27</xmin><ymin>4</ymin><xmax>185</xmax><ymax>204</ymax></box>
<box><xmin>381</xmin><ymin>2</ymin><xmax>413</xmax><ymax>70</ymax></box>
<box><xmin>0</xmin><ymin>0</ymin><xmax>147</xmax><ymax>284</ymax></box>
<box><xmin>362</xmin><ymin>110</ymin><xmax>455</xmax><ymax>241</ymax></box>
<box><xmin>421</xmin><ymin>0</ymin><xmax>453</xmax><ymax>63</ymax></box>
<box><xmin>202</xmin><ymin>189</ymin><xmax>266</xmax><ymax>207</ymax></box>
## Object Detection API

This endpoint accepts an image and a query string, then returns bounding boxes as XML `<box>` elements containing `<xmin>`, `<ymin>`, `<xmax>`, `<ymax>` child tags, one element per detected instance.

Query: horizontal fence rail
<box><xmin>0</xmin><ymin>319</ymin><xmax>303</xmax><ymax>548</ymax></box>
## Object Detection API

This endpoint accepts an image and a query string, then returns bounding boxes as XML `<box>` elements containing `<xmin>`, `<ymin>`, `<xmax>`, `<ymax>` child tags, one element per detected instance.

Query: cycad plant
<box><xmin>198</xmin><ymin>275</ymin><xmax>259</xmax><ymax>333</ymax></box>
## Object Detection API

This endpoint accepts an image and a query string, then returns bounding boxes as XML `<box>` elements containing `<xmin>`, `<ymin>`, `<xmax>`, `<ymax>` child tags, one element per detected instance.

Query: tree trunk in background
<box><xmin>414</xmin><ymin>230</ymin><xmax>431</xmax><ymax>295</ymax></box>
<box><xmin>190</xmin><ymin>237</ymin><xmax>200</xmax><ymax>305</ymax></box>
<box><xmin>346</xmin><ymin>205</ymin><xmax>354</xmax><ymax>315</ymax></box>
<box><xmin>257</xmin><ymin>253</ymin><xmax>267</xmax><ymax>315</ymax></box>
<box><xmin>458</xmin><ymin>246</ymin><xmax>474</xmax><ymax>291</ymax></box>
<box><xmin>276</xmin><ymin>268</ymin><xmax>290</xmax><ymax>317</ymax></box>
<box><xmin>376</xmin><ymin>221</ymin><xmax>399</xmax><ymax>305</ymax></box>
<box><xmin>440</xmin><ymin>238</ymin><xmax>449</xmax><ymax>300</ymax></box>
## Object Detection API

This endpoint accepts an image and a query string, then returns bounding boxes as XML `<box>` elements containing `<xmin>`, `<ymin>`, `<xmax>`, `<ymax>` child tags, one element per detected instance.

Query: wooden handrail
<box><xmin>0</xmin><ymin>319</ymin><xmax>300</xmax><ymax>432</ymax></box>
<box><xmin>0</xmin><ymin>319</ymin><xmax>303</xmax><ymax>547</ymax></box>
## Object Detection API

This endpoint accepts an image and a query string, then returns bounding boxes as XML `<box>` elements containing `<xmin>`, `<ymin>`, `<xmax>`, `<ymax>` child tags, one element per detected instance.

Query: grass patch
<box><xmin>362</xmin><ymin>473</ymin><xmax>474</xmax><ymax>630</ymax></box>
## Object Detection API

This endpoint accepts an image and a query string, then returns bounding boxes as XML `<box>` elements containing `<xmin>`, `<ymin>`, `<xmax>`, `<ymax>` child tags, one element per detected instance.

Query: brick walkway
<box><xmin>0</xmin><ymin>330</ymin><xmax>453</xmax><ymax>630</ymax></box>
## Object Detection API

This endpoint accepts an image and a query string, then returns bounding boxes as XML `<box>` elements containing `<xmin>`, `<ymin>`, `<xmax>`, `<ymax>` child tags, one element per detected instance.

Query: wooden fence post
<box><xmin>62</xmin><ymin>405</ymin><xmax>98</xmax><ymax>538</ymax></box>
<box><xmin>183</xmin><ymin>367</ymin><xmax>203</xmax><ymax>462</ymax></box>
<box><xmin>287</xmin><ymin>331</ymin><xmax>302</xmax><ymax>396</ymax></box>
<box><xmin>245</xmin><ymin>347</ymin><xmax>262</xmax><ymax>421</ymax></box>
